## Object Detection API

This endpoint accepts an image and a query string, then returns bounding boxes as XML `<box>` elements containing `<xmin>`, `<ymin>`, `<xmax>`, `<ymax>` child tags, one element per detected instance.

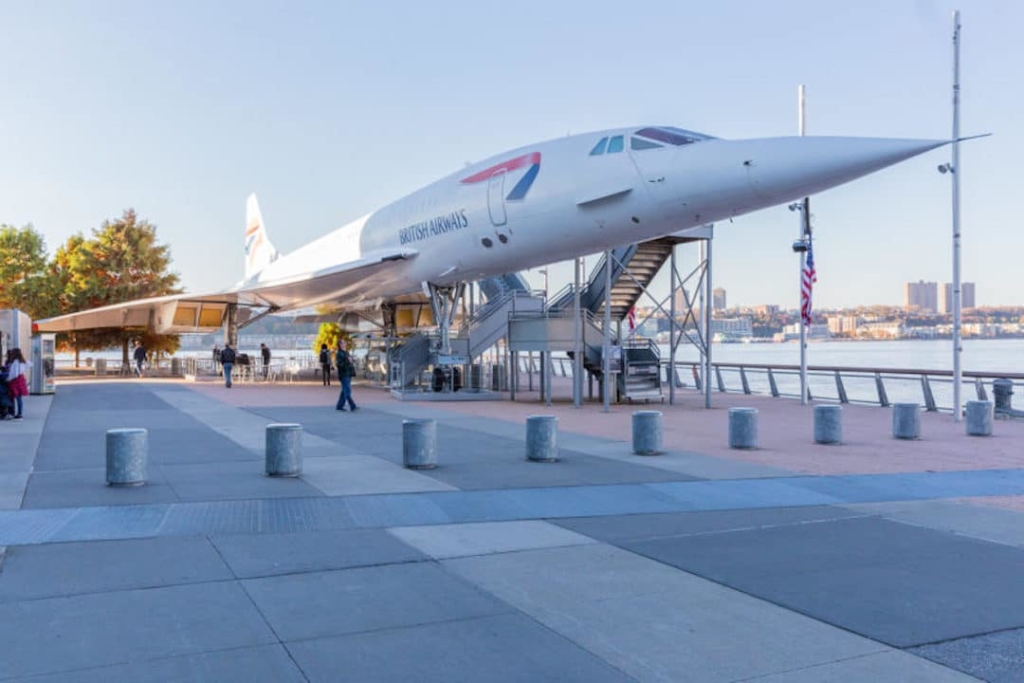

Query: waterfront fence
<box><xmin>671</xmin><ymin>362</ymin><xmax>1023</xmax><ymax>414</ymax></box>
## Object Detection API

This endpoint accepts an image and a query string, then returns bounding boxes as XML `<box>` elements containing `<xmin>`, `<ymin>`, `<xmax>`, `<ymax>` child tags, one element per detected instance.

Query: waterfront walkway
<box><xmin>2</xmin><ymin>379</ymin><xmax>1024</xmax><ymax>681</ymax></box>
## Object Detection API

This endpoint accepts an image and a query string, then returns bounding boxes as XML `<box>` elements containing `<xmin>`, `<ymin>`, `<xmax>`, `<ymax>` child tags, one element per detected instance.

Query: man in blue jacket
<box><xmin>334</xmin><ymin>339</ymin><xmax>358</xmax><ymax>411</ymax></box>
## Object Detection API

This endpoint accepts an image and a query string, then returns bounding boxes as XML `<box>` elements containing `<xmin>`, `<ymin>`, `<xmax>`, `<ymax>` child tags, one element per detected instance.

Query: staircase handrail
<box><xmin>623</xmin><ymin>337</ymin><xmax>661</xmax><ymax>361</ymax></box>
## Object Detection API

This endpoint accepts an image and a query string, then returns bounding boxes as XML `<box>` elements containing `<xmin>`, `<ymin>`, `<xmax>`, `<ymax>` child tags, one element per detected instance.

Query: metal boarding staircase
<box><xmin>477</xmin><ymin>272</ymin><xmax>531</xmax><ymax>300</ymax></box>
<box><xmin>388</xmin><ymin>273</ymin><xmax>538</xmax><ymax>389</ymax></box>
<box><xmin>547</xmin><ymin>236</ymin><xmax>678</xmax><ymax>320</ymax></box>
<box><xmin>618</xmin><ymin>338</ymin><xmax>664</xmax><ymax>402</ymax></box>
<box><xmin>561</xmin><ymin>310</ymin><xmax>611</xmax><ymax>381</ymax></box>
<box><xmin>388</xmin><ymin>333</ymin><xmax>432</xmax><ymax>388</ymax></box>
<box><xmin>451</xmin><ymin>289</ymin><xmax>543</xmax><ymax>361</ymax></box>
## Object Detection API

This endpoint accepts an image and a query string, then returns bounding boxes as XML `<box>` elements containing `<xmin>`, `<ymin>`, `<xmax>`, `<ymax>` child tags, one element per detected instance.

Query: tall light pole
<box><xmin>950</xmin><ymin>10</ymin><xmax>963</xmax><ymax>421</ymax></box>
<box><xmin>797</xmin><ymin>84</ymin><xmax>810</xmax><ymax>406</ymax></box>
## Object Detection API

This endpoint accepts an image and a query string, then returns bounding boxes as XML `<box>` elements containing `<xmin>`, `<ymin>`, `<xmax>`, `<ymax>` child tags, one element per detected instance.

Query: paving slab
<box><xmin>34</xmin><ymin>427</ymin><xmax>258</xmax><ymax>473</ymax></box>
<box><xmin>154</xmin><ymin>389</ymin><xmax>346</xmax><ymax>456</ymax></box>
<box><xmin>158</xmin><ymin>461</ymin><xmax>324</xmax><ymax>502</ymax></box>
<box><xmin>286</xmin><ymin>613</ymin><xmax>638</xmax><ymax>683</ymax></box>
<box><xmin>2</xmin><ymin>644</ymin><xmax>308</xmax><ymax>683</ymax></box>
<box><xmin>242</xmin><ymin>562</ymin><xmax>511</xmax><ymax>642</ymax></box>
<box><xmin>445</xmin><ymin>544</ymin><xmax>891</xmax><ymax>683</ymax></box>
<box><xmin>210</xmin><ymin>528</ymin><xmax>427</xmax><ymax>578</ymax></box>
<box><xmin>0</xmin><ymin>435</ymin><xmax>39</xmax><ymax>472</ymax></box>
<box><xmin>0</xmin><ymin>535</ymin><xmax>232</xmax><ymax>602</ymax></box>
<box><xmin>21</xmin><ymin>467</ymin><xmax>181</xmax><ymax>509</ymax></box>
<box><xmin>301</xmin><ymin>454</ymin><xmax>456</xmax><ymax>496</ymax></box>
<box><xmin>0</xmin><ymin>472</ymin><xmax>28</xmax><ymax>510</ymax></box>
<box><xmin>0</xmin><ymin>581</ymin><xmax>277</xmax><ymax>679</ymax></box>
<box><xmin>553</xmin><ymin>506</ymin><xmax>868</xmax><ymax>543</ymax></box>
<box><xmin>388</xmin><ymin>520</ymin><xmax>596</xmax><ymax>559</ymax></box>
<box><xmin>740</xmin><ymin>650</ymin><xmax>980</xmax><ymax>682</ymax></box>
<box><xmin>910</xmin><ymin>627</ymin><xmax>1024</xmax><ymax>683</ymax></box>
<box><xmin>845</xmin><ymin>498</ymin><xmax>1024</xmax><ymax>548</ymax></box>
<box><xmin>619</xmin><ymin>514</ymin><xmax>1024</xmax><ymax>647</ymax></box>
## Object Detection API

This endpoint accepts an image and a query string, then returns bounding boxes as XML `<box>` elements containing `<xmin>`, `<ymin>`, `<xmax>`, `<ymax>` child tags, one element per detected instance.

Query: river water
<box><xmin>60</xmin><ymin>338</ymin><xmax>1024</xmax><ymax>375</ymax></box>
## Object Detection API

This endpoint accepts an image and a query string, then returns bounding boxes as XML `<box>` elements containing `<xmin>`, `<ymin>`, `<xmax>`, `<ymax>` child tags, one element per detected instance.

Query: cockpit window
<box><xmin>589</xmin><ymin>137</ymin><xmax>609</xmax><ymax>156</ymax></box>
<box><xmin>607</xmin><ymin>135</ymin><xmax>624</xmax><ymax>153</ymax></box>
<box><xmin>635</xmin><ymin>126</ymin><xmax>711</xmax><ymax>146</ymax></box>
<box><xmin>631</xmin><ymin>137</ymin><xmax>663</xmax><ymax>151</ymax></box>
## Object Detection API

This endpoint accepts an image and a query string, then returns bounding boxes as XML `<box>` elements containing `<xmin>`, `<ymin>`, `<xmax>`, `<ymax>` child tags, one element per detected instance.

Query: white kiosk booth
<box><xmin>30</xmin><ymin>333</ymin><xmax>55</xmax><ymax>394</ymax></box>
<box><xmin>0</xmin><ymin>308</ymin><xmax>31</xmax><ymax>355</ymax></box>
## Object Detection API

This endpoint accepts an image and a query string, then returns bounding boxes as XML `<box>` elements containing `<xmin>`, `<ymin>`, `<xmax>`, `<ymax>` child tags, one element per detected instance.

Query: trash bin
<box><xmin>469</xmin><ymin>364</ymin><xmax>484</xmax><ymax>390</ymax></box>
<box><xmin>994</xmin><ymin>378</ymin><xmax>1014</xmax><ymax>414</ymax></box>
<box><xmin>491</xmin><ymin>365</ymin><xmax>507</xmax><ymax>391</ymax></box>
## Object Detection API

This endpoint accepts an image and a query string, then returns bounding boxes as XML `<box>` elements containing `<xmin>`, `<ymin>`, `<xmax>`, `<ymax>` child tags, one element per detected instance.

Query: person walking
<box><xmin>318</xmin><ymin>343</ymin><xmax>332</xmax><ymax>386</ymax></box>
<box><xmin>334</xmin><ymin>339</ymin><xmax>357</xmax><ymax>411</ymax></box>
<box><xmin>260</xmin><ymin>343</ymin><xmax>271</xmax><ymax>380</ymax></box>
<box><xmin>6</xmin><ymin>348</ymin><xmax>32</xmax><ymax>419</ymax></box>
<box><xmin>219</xmin><ymin>343</ymin><xmax>237</xmax><ymax>388</ymax></box>
<box><xmin>133</xmin><ymin>341</ymin><xmax>147</xmax><ymax>377</ymax></box>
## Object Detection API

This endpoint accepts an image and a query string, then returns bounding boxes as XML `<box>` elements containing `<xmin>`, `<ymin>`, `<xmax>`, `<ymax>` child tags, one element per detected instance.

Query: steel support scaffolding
<box><xmin>602</xmin><ymin>225</ymin><xmax>713</xmax><ymax>407</ymax></box>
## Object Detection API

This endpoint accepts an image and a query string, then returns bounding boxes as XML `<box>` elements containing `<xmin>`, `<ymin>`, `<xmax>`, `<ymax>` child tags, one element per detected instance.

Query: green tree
<box><xmin>312</xmin><ymin>323</ymin><xmax>347</xmax><ymax>354</ymax></box>
<box><xmin>61</xmin><ymin>209</ymin><xmax>183</xmax><ymax>364</ymax></box>
<box><xmin>0</xmin><ymin>224</ymin><xmax>50</xmax><ymax>317</ymax></box>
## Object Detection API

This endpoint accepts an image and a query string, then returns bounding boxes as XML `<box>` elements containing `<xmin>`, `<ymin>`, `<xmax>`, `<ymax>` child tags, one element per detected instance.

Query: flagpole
<box><xmin>798</xmin><ymin>84</ymin><xmax>809</xmax><ymax>406</ymax></box>
<box><xmin>951</xmin><ymin>10</ymin><xmax>963</xmax><ymax>422</ymax></box>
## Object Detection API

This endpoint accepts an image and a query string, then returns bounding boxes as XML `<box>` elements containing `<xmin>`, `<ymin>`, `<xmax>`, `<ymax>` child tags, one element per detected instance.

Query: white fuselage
<box><xmin>244</xmin><ymin>126</ymin><xmax>947</xmax><ymax>310</ymax></box>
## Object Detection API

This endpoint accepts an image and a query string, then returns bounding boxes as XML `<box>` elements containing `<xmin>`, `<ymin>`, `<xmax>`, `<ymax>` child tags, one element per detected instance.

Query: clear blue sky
<box><xmin>1</xmin><ymin>0</ymin><xmax>1018</xmax><ymax>309</ymax></box>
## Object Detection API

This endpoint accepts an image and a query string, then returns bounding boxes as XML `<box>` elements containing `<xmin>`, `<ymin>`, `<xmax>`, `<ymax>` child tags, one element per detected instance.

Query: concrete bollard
<box><xmin>526</xmin><ymin>415</ymin><xmax>559</xmax><ymax>462</ymax></box>
<box><xmin>106</xmin><ymin>428</ymin><xmax>148</xmax><ymax>486</ymax></box>
<box><xmin>728</xmin><ymin>408</ymin><xmax>758</xmax><ymax>449</ymax></box>
<box><xmin>965</xmin><ymin>400</ymin><xmax>993</xmax><ymax>437</ymax></box>
<box><xmin>95</xmin><ymin>358</ymin><xmax>107</xmax><ymax>376</ymax></box>
<box><xmin>892</xmin><ymin>403</ymin><xmax>920</xmax><ymax>440</ymax></box>
<box><xmin>632</xmin><ymin>410</ymin><xmax>663</xmax><ymax>455</ymax></box>
<box><xmin>265</xmin><ymin>423</ymin><xmax>303</xmax><ymax>477</ymax></box>
<box><xmin>403</xmin><ymin>419</ymin><xmax>438</xmax><ymax>469</ymax></box>
<box><xmin>813</xmin><ymin>405</ymin><xmax>843</xmax><ymax>445</ymax></box>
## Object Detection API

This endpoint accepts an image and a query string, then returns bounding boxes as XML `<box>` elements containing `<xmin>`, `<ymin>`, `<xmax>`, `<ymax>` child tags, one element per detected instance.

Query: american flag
<box><xmin>800</xmin><ymin>238</ymin><xmax>817</xmax><ymax>326</ymax></box>
<box><xmin>627</xmin><ymin>306</ymin><xmax>637</xmax><ymax>332</ymax></box>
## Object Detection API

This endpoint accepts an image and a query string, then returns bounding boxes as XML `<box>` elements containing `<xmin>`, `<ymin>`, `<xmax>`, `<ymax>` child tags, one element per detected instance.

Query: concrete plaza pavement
<box><xmin>2</xmin><ymin>377</ymin><xmax>1024</xmax><ymax>681</ymax></box>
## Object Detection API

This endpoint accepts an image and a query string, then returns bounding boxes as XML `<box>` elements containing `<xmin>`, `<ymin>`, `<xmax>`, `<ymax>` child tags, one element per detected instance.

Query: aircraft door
<box><xmin>487</xmin><ymin>170</ymin><xmax>507</xmax><ymax>227</ymax></box>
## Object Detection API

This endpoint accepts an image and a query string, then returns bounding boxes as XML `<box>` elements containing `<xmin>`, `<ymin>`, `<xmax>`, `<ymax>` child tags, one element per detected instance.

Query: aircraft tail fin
<box><xmin>245</xmin><ymin>193</ymin><xmax>279</xmax><ymax>278</ymax></box>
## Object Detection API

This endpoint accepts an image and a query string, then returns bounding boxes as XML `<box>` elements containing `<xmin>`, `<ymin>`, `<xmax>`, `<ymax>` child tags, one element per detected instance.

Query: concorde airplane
<box><xmin>36</xmin><ymin>125</ymin><xmax>968</xmax><ymax>350</ymax></box>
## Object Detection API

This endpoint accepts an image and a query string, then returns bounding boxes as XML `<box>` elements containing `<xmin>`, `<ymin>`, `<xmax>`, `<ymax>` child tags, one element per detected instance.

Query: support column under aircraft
<box><xmin>224</xmin><ymin>304</ymin><xmax>238</xmax><ymax>348</ymax></box>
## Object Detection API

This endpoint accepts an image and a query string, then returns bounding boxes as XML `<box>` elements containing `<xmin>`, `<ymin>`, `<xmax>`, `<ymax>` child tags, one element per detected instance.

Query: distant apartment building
<box><xmin>776</xmin><ymin>323</ymin><xmax>830</xmax><ymax>341</ymax></box>
<box><xmin>671</xmin><ymin>288</ymin><xmax>693</xmax><ymax>313</ymax></box>
<box><xmin>858</xmin><ymin>321</ymin><xmax>904</xmax><ymax>339</ymax></box>
<box><xmin>712</xmin><ymin>288</ymin><xmax>727</xmax><ymax>311</ymax></box>
<box><xmin>754</xmin><ymin>304</ymin><xmax>779</xmax><ymax>316</ymax></box>
<box><xmin>904</xmin><ymin>281</ymin><xmax>938</xmax><ymax>313</ymax></box>
<box><xmin>827</xmin><ymin>315</ymin><xmax>860</xmax><ymax>336</ymax></box>
<box><xmin>939</xmin><ymin>282</ymin><xmax>977</xmax><ymax>312</ymax></box>
<box><xmin>710</xmin><ymin>317</ymin><xmax>753</xmax><ymax>336</ymax></box>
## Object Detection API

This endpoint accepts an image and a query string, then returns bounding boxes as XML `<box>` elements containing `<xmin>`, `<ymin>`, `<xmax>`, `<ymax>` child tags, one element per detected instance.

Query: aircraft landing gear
<box><xmin>425</xmin><ymin>282</ymin><xmax>465</xmax><ymax>360</ymax></box>
<box><xmin>426</xmin><ymin>282</ymin><xmax>467</xmax><ymax>393</ymax></box>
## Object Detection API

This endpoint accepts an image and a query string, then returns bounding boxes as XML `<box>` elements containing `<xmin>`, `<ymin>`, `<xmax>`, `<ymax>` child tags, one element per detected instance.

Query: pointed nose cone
<box><xmin>743</xmin><ymin>136</ymin><xmax>949</xmax><ymax>203</ymax></box>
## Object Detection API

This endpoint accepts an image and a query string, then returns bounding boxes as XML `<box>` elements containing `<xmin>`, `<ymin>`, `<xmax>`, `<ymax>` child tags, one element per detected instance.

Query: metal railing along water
<box><xmin>662</xmin><ymin>361</ymin><xmax>1023</xmax><ymax>413</ymax></box>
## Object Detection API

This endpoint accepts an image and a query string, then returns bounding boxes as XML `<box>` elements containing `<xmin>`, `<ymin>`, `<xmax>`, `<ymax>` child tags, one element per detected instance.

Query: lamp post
<box><xmin>951</xmin><ymin>10</ymin><xmax>963</xmax><ymax>421</ymax></box>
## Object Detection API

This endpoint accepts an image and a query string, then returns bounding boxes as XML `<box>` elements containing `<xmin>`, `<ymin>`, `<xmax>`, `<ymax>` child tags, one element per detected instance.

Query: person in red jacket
<box><xmin>6</xmin><ymin>348</ymin><xmax>32</xmax><ymax>419</ymax></box>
